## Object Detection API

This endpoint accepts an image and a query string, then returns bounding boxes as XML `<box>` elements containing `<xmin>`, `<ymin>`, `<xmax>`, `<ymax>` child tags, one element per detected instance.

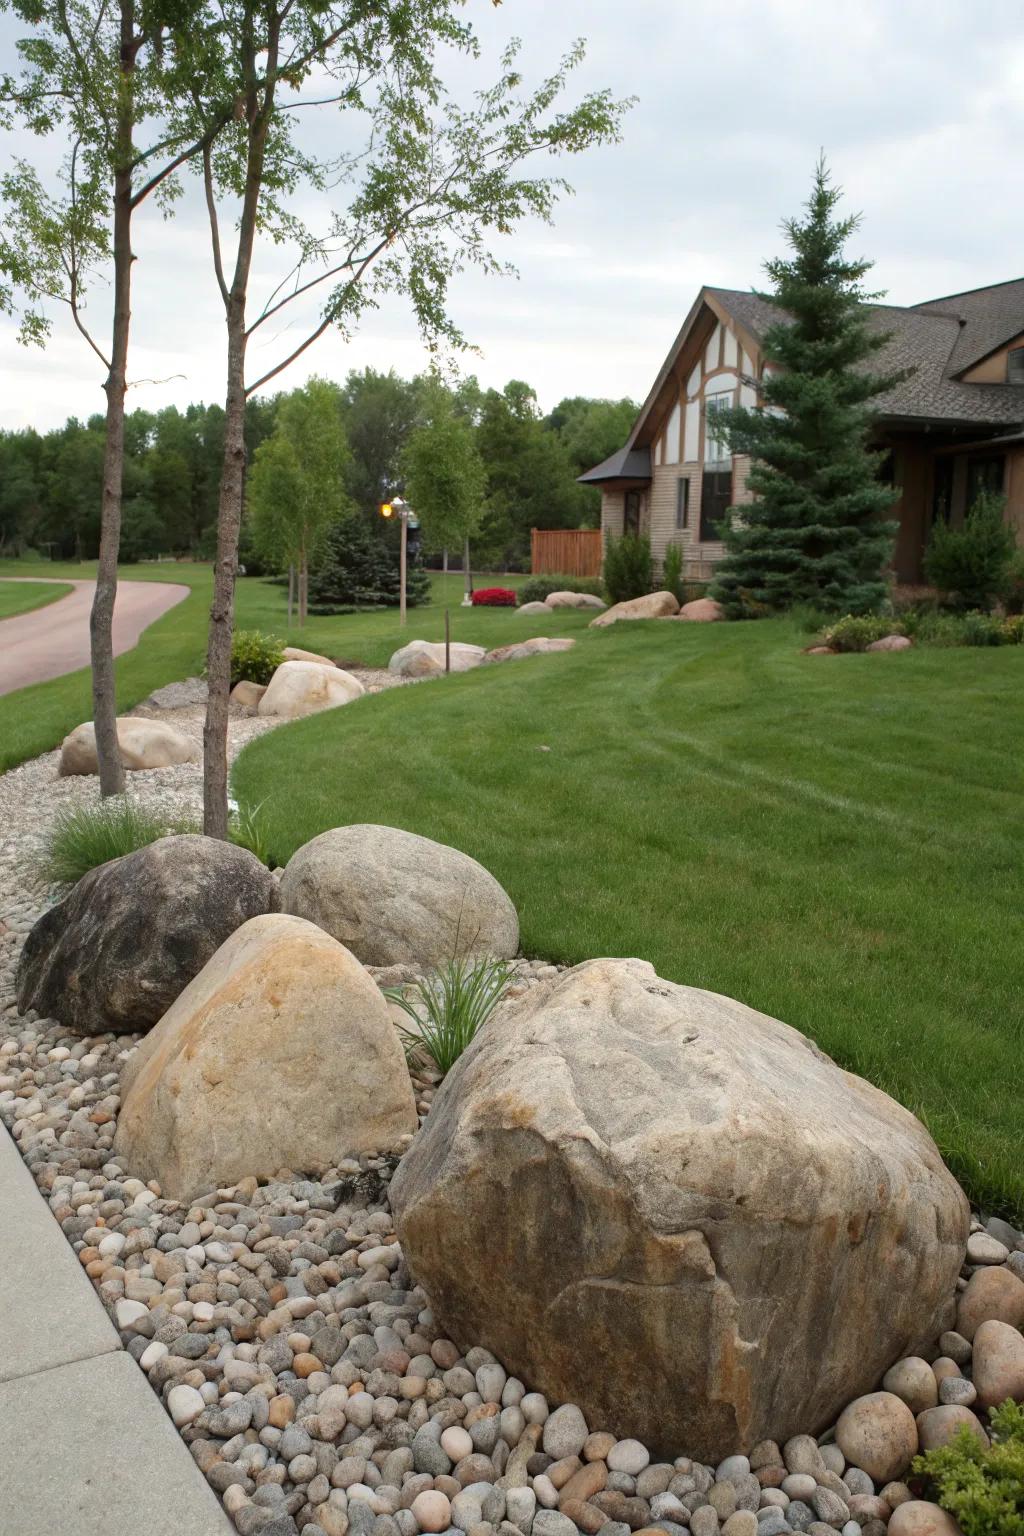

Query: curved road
<box><xmin>0</xmin><ymin>578</ymin><xmax>191</xmax><ymax>698</ymax></box>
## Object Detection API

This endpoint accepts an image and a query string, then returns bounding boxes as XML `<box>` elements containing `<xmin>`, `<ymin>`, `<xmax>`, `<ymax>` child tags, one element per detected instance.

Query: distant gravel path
<box><xmin>0</xmin><ymin>577</ymin><xmax>190</xmax><ymax>697</ymax></box>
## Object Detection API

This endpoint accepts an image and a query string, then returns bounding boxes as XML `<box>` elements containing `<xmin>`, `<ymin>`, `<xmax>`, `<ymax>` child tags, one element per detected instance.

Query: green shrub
<box><xmin>41</xmin><ymin>800</ymin><xmax>198</xmax><ymax>884</ymax></box>
<box><xmin>603</xmin><ymin>534</ymin><xmax>653</xmax><ymax>603</ymax></box>
<box><xmin>386</xmin><ymin>955</ymin><xmax>517</xmax><ymax>1075</ymax></box>
<box><xmin>1004</xmin><ymin>549</ymin><xmax>1024</xmax><ymax>615</ymax></box>
<box><xmin>231</xmin><ymin>629</ymin><xmax>285</xmax><ymax>688</ymax></box>
<box><xmin>961</xmin><ymin>611</ymin><xmax>1005</xmax><ymax>647</ymax></box>
<box><xmin>820</xmin><ymin>614</ymin><xmax>899</xmax><ymax>652</ymax></box>
<box><xmin>924</xmin><ymin>493</ymin><xmax>1016</xmax><ymax>611</ymax></box>
<box><xmin>662</xmin><ymin>543</ymin><xmax>685</xmax><ymax>605</ymax></box>
<box><xmin>913</xmin><ymin>1400</ymin><xmax>1024</xmax><ymax>1536</ymax></box>
<box><xmin>518</xmin><ymin>575</ymin><xmax>605</xmax><ymax>606</ymax></box>
<box><xmin>1001</xmin><ymin>614</ymin><xmax>1024</xmax><ymax>644</ymax></box>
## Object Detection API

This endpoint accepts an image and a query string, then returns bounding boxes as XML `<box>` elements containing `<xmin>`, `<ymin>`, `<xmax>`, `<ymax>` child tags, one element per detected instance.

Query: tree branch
<box><xmin>202</xmin><ymin>141</ymin><xmax>229</xmax><ymax>305</ymax></box>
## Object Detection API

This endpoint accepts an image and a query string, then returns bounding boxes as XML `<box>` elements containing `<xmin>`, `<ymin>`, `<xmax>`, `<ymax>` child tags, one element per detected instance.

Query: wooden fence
<box><xmin>531</xmin><ymin>527</ymin><xmax>603</xmax><ymax>578</ymax></box>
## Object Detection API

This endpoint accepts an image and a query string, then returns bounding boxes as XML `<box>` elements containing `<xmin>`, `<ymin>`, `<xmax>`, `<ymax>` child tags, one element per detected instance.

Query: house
<box><xmin>579</xmin><ymin>278</ymin><xmax>1024</xmax><ymax>583</ymax></box>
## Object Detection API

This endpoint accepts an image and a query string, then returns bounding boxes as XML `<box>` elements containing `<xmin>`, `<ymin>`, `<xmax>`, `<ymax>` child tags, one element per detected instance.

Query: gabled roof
<box><xmin>911</xmin><ymin>277</ymin><xmax>1024</xmax><ymax>376</ymax></box>
<box><xmin>579</xmin><ymin>277</ymin><xmax>1024</xmax><ymax>484</ymax></box>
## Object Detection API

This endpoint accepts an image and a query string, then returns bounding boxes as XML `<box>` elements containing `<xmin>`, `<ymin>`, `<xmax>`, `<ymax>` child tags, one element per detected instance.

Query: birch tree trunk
<box><xmin>90</xmin><ymin>0</ymin><xmax>137</xmax><ymax>798</ymax></box>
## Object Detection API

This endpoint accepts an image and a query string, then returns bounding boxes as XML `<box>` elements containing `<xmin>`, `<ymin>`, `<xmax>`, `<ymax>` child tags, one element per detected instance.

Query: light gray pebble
<box><xmin>541</xmin><ymin>1404</ymin><xmax>588</xmax><ymax>1461</ymax></box>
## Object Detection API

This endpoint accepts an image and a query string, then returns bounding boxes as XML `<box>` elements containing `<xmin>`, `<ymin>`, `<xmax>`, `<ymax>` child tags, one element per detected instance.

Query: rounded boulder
<box><xmin>59</xmin><ymin>717</ymin><xmax>198</xmax><ymax>776</ymax></box>
<box><xmin>257</xmin><ymin>660</ymin><xmax>364</xmax><ymax>719</ymax></box>
<box><xmin>279</xmin><ymin>823</ymin><xmax>519</xmax><ymax>969</ymax></box>
<box><xmin>114</xmin><ymin>914</ymin><xmax>417</xmax><ymax>1201</ymax></box>
<box><xmin>589</xmin><ymin>591</ymin><xmax>680</xmax><ymax>627</ymax></box>
<box><xmin>391</xmin><ymin>958</ymin><xmax>968</xmax><ymax>1461</ymax></box>
<box><xmin>16</xmin><ymin>834</ymin><xmax>278</xmax><ymax>1034</ymax></box>
<box><xmin>835</xmin><ymin>1392</ymin><xmax>919</xmax><ymax>1483</ymax></box>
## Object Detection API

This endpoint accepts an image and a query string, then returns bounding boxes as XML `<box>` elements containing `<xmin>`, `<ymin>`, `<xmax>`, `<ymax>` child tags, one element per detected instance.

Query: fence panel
<box><xmin>530</xmin><ymin>528</ymin><xmax>603</xmax><ymax>578</ymax></box>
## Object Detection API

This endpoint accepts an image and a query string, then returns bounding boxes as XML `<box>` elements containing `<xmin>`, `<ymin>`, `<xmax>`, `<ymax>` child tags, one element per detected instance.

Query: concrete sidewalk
<box><xmin>0</xmin><ymin>1126</ymin><xmax>231</xmax><ymax>1534</ymax></box>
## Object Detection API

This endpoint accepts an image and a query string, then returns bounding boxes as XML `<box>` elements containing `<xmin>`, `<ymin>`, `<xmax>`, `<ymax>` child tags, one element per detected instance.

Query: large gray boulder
<box><xmin>16</xmin><ymin>834</ymin><xmax>278</xmax><ymax>1034</ymax></box>
<box><xmin>391</xmin><ymin>958</ymin><xmax>968</xmax><ymax>1461</ymax></box>
<box><xmin>279</xmin><ymin>823</ymin><xmax>518</xmax><ymax>968</ymax></box>
<box><xmin>114</xmin><ymin>914</ymin><xmax>417</xmax><ymax>1200</ymax></box>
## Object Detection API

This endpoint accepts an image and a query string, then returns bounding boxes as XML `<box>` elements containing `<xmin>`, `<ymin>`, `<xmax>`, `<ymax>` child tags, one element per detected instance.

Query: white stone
<box><xmin>167</xmin><ymin>1383</ymin><xmax>206</xmax><ymax>1427</ymax></box>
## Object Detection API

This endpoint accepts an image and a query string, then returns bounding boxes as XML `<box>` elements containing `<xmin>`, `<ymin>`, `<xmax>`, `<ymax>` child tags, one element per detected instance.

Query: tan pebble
<box><xmin>916</xmin><ymin>1405</ymin><xmax>989</xmax><ymax>1452</ymax></box>
<box><xmin>268</xmin><ymin>1394</ymin><xmax>295</xmax><ymax>1428</ymax></box>
<box><xmin>887</xmin><ymin>1500</ymin><xmax>962</xmax><ymax>1536</ymax></box>
<box><xmin>440</xmin><ymin>1426</ymin><xmax>473</xmax><ymax>1462</ymax></box>
<box><xmin>547</xmin><ymin>1456</ymin><xmax>583</xmax><ymax>1490</ymax></box>
<box><xmin>930</xmin><ymin>1357</ymin><xmax>960</xmax><ymax>1384</ymax></box>
<box><xmin>882</xmin><ymin>1357</ymin><xmax>938</xmax><ymax>1414</ymax></box>
<box><xmin>879</xmin><ymin>1482</ymin><xmax>912</xmax><ymax>1509</ymax></box>
<box><xmin>561</xmin><ymin>1498</ymin><xmax>609</xmax><ymax>1533</ymax></box>
<box><xmin>558</xmin><ymin>1461</ymin><xmax>608</xmax><ymax>1505</ymax></box>
<box><xmin>584</xmin><ymin>1433</ymin><xmax>617</xmax><ymax>1463</ymax></box>
<box><xmin>956</xmin><ymin>1266</ymin><xmax>1024</xmax><ymax>1341</ymax></box>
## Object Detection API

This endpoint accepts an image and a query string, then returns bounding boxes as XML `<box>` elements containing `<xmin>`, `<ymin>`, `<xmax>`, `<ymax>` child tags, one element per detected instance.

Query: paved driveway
<box><xmin>0</xmin><ymin>578</ymin><xmax>190</xmax><ymax>697</ymax></box>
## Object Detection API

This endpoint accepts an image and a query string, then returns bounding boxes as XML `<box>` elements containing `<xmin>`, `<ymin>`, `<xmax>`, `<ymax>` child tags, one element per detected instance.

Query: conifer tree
<box><xmin>712</xmin><ymin>158</ymin><xmax>904</xmax><ymax>616</ymax></box>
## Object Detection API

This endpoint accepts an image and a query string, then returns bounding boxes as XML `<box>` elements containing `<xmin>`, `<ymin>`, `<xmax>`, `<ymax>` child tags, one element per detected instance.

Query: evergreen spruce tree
<box><xmin>711</xmin><ymin>159</ymin><xmax>905</xmax><ymax>617</ymax></box>
<box><xmin>308</xmin><ymin>518</ymin><xmax>430</xmax><ymax>612</ymax></box>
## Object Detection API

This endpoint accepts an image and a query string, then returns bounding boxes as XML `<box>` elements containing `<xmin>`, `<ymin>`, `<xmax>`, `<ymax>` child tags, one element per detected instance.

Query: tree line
<box><xmin>1</xmin><ymin>0</ymin><xmax>631</xmax><ymax>829</ymax></box>
<box><xmin>0</xmin><ymin>372</ymin><xmax>637</xmax><ymax>571</ymax></box>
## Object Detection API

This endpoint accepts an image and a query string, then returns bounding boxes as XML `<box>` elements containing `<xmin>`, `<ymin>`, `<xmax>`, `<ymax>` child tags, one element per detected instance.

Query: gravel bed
<box><xmin>2</xmin><ymin>692</ymin><xmax>1023</xmax><ymax>1536</ymax></box>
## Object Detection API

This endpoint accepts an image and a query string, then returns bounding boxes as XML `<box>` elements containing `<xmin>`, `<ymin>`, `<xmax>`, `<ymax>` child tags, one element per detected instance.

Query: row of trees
<box><xmin>1</xmin><ymin>0</ymin><xmax>630</xmax><ymax>829</ymax></box>
<box><xmin>0</xmin><ymin>372</ymin><xmax>637</xmax><ymax>571</ymax></box>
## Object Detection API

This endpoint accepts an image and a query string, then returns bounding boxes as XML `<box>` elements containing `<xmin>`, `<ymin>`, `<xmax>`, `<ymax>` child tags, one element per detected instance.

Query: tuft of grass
<box><xmin>40</xmin><ymin>798</ymin><xmax>199</xmax><ymax>884</ymax></box>
<box><xmin>386</xmin><ymin>955</ymin><xmax>518</xmax><ymax>1075</ymax></box>
<box><xmin>229</xmin><ymin>798</ymin><xmax>274</xmax><ymax>866</ymax></box>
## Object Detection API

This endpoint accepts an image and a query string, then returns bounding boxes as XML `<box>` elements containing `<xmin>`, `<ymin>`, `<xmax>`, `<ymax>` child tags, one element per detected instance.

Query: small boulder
<box><xmin>257</xmin><ymin>660</ymin><xmax>364</xmax><ymax>719</ymax></box>
<box><xmin>388</xmin><ymin>640</ymin><xmax>486</xmax><ymax>678</ymax></box>
<box><xmin>391</xmin><ymin>958</ymin><xmax>968</xmax><ymax>1460</ymax></box>
<box><xmin>887</xmin><ymin>1503</ymin><xmax>961</xmax><ymax>1536</ymax></box>
<box><xmin>881</xmin><ymin>1358</ymin><xmax>938</xmax><ymax>1415</ymax></box>
<box><xmin>544</xmin><ymin>592</ymin><xmax>606</xmax><ymax>610</ymax></box>
<box><xmin>835</xmin><ymin>1393</ymin><xmax>918</xmax><ymax>1483</ymax></box>
<box><xmin>483</xmin><ymin>638</ymin><xmax>576</xmax><ymax>665</ymax></box>
<box><xmin>866</xmin><ymin>635</ymin><xmax>912</xmax><ymax>653</ymax></box>
<box><xmin>678</xmin><ymin>598</ymin><xmax>724</xmax><ymax>622</ymax></box>
<box><xmin>282</xmin><ymin>645</ymin><xmax>337</xmax><ymax>666</ymax></box>
<box><xmin>971</xmin><ymin>1318</ymin><xmax>1024</xmax><ymax>1410</ymax></box>
<box><xmin>16</xmin><ymin>835</ymin><xmax>277</xmax><ymax>1034</ymax></box>
<box><xmin>59</xmin><ymin>718</ymin><xmax>198</xmax><ymax>776</ymax></box>
<box><xmin>916</xmin><ymin>1405</ymin><xmax>989</xmax><ymax>1452</ymax></box>
<box><xmin>805</xmin><ymin>646</ymin><xmax>838</xmax><ymax>656</ymax></box>
<box><xmin>114</xmin><ymin>914</ymin><xmax>417</xmax><ymax>1201</ymax></box>
<box><xmin>956</xmin><ymin>1265</ymin><xmax>1024</xmax><ymax>1340</ymax></box>
<box><xmin>517</xmin><ymin>601</ymin><xmax>551</xmax><ymax>616</ymax></box>
<box><xmin>589</xmin><ymin>591</ymin><xmax>680</xmax><ymax>627</ymax></box>
<box><xmin>230</xmin><ymin>680</ymin><xmax>267</xmax><ymax>711</ymax></box>
<box><xmin>280</xmin><ymin>823</ymin><xmax>518</xmax><ymax>969</ymax></box>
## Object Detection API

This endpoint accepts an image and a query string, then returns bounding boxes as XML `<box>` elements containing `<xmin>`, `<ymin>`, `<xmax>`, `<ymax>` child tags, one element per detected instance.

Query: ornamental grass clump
<box><xmin>912</xmin><ymin>1400</ymin><xmax>1024</xmax><ymax>1536</ymax></box>
<box><xmin>40</xmin><ymin>799</ymin><xmax>198</xmax><ymax>884</ymax></box>
<box><xmin>386</xmin><ymin>955</ymin><xmax>517</xmax><ymax>1075</ymax></box>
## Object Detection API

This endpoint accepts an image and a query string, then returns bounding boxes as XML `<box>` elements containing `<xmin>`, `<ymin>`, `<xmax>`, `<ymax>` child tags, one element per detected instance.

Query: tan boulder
<box><xmin>866</xmin><ymin>635</ymin><xmax>913</xmax><ymax>652</ymax></box>
<box><xmin>956</xmin><ymin>1265</ymin><xmax>1024</xmax><ymax>1340</ymax></box>
<box><xmin>882</xmin><ymin>1358</ymin><xmax>939</xmax><ymax>1415</ymax></box>
<box><xmin>589</xmin><ymin>591</ymin><xmax>679</xmax><ymax>627</ymax></box>
<box><xmin>916</xmin><ymin>1405</ymin><xmax>989</xmax><ymax>1452</ymax></box>
<box><xmin>835</xmin><ymin>1392</ymin><xmax>919</xmax><ymax>1483</ymax></box>
<box><xmin>544</xmin><ymin>591</ymin><xmax>606</xmax><ymax>610</ymax></box>
<box><xmin>257</xmin><ymin>660</ymin><xmax>364</xmax><ymax>719</ymax></box>
<box><xmin>483</xmin><ymin>638</ymin><xmax>576</xmax><ymax>665</ymax></box>
<box><xmin>59</xmin><ymin>718</ymin><xmax>198</xmax><ymax>776</ymax></box>
<box><xmin>388</xmin><ymin>640</ymin><xmax>486</xmax><ymax>678</ymax></box>
<box><xmin>230</xmin><ymin>680</ymin><xmax>267</xmax><ymax>711</ymax></box>
<box><xmin>887</xmin><ymin>1503</ymin><xmax>962</xmax><ymax>1536</ymax></box>
<box><xmin>391</xmin><ymin>958</ymin><xmax>968</xmax><ymax>1460</ymax></box>
<box><xmin>114</xmin><ymin>913</ymin><xmax>417</xmax><ymax>1201</ymax></box>
<box><xmin>806</xmin><ymin>646</ymin><xmax>838</xmax><ymax>655</ymax></box>
<box><xmin>282</xmin><ymin>645</ymin><xmax>337</xmax><ymax>666</ymax></box>
<box><xmin>280</xmin><ymin>823</ymin><xmax>518</xmax><ymax>969</ymax></box>
<box><xmin>971</xmin><ymin>1318</ymin><xmax>1024</xmax><ymax>1409</ymax></box>
<box><xmin>517</xmin><ymin>601</ymin><xmax>551</xmax><ymax>616</ymax></box>
<box><xmin>678</xmin><ymin>598</ymin><xmax>724</xmax><ymax>622</ymax></box>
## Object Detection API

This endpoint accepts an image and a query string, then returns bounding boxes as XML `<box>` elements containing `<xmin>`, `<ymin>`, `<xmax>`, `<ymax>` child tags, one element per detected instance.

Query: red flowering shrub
<box><xmin>471</xmin><ymin>587</ymin><xmax>517</xmax><ymax>607</ymax></box>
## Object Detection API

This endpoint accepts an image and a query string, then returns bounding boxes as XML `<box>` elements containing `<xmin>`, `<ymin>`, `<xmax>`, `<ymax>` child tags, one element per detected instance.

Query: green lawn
<box><xmin>0</xmin><ymin>559</ymin><xmax>554</xmax><ymax>773</ymax></box>
<box><xmin>232</xmin><ymin>619</ymin><xmax>1024</xmax><ymax>1222</ymax></box>
<box><xmin>0</xmin><ymin>578</ymin><xmax>74</xmax><ymax>619</ymax></box>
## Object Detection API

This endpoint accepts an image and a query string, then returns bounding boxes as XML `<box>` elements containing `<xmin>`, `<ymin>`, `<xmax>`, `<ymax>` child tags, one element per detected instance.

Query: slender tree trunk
<box><xmin>91</xmin><ymin>0</ymin><xmax>137</xmax><ymax>798</ymax></box>
<box><xmin>299</xmin><ymin>545</ymin><xmax>307</xmax><ymax>626</ymax></box>
<box><xmin>443</xmin><ymin>547</ymin><xmax>448</xmax><ymax>575</ymax></box>
<box><xmin>463</xmin><ymin>534</ymin><xmax>472</xmax><ymax>604</ymax></box>
<box><xmin>287</xmin><ymin>562</ymin><xmax>294</xmax><ymax>627</ymax></box>
<box><xmin>204</xmin><ymin>296</ymin><xmax>247</xmax><ymax>838</ymax></box>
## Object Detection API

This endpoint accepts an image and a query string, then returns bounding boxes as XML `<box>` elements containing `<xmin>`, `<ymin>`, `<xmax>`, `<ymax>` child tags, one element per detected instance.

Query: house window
<box><xmin>676</xmin><ymin>478</ymin><xmax>689</xmax><ymax>530</ymax></box>
<box><xmin>1008</xmin><ymin>347</ymin><xmax>1024</xmax><ymax>384</ymax></box>
<box><xmin>700</xmin><ymin>468</ymin><xmax>732</xmax><ymax>542</ymax></box>
<box><xmin>966</xmin><ymin>454</ymin><xmax>1006</xmax><ymax>508</ymax></box>
<box><xmin>624</xmin><ymin>491</ymin><xmax>641</xmax><ymax>537</ymax></box>
<box><xmin>704</xmin><ymin>392</ymin><xmax>733</xmax><ymax>466</ymax></box>
<box><xmin>932</xmin><ymin>457</ymin><xmax>954</xmax><ymax>526</ymax></box>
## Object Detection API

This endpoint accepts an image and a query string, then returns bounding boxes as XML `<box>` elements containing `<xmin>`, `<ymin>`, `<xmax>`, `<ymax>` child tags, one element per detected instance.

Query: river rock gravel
<box><xmin>1</xmin><ymin>691</ymin><xmax>1023</xmax><ymax>1536</ymax></box>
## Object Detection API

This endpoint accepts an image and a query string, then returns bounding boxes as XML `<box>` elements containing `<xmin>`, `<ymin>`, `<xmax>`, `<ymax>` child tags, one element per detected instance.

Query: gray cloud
<box><xmin>2</xmin><ymin>0</ymin><xmax>1023</xmax><ymax>429</ymax></box>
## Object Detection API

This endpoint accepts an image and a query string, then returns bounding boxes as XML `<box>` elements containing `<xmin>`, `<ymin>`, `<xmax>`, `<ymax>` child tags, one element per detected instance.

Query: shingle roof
<box><xmin>576</xmin><ymin>446</ymin><xmax>651</xmax><ymax>484</ymax></box>
<box><xmin>912</xmin><ymin>277</ymin><xmax>1024</xmax><ymax>375</ymax></box>
<box><xmin>708</xmin><ymin>285</ymin><xmax>1024</xmax><ymax>430</ymax></box>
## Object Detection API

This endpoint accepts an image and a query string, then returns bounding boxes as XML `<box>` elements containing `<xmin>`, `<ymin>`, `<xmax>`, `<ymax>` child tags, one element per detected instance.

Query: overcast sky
<box><xmin>2</xmin><ymin>0</ymin><xmax>1023</xmax><ymax>432</ymax></box>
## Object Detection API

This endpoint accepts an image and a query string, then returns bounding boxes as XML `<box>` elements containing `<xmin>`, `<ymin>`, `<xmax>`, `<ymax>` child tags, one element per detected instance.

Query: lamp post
<box><xmin>380</xmin><ymin>496</ymin><xmax>411</xmax><ymax>627</ymax></box>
